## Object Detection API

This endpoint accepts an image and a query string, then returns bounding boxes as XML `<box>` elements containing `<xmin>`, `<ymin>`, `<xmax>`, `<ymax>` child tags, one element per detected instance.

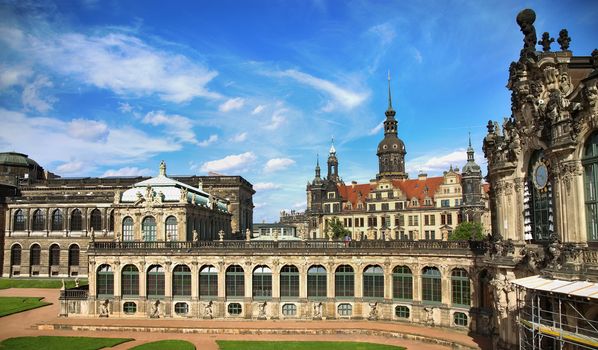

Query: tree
<box><xmin>326</xmin><ymin>217</ymin><xmax>351</xmax><ymax>239</ymax></box>
<box><xmin>449</xmin><ymin>221</ymin><xmax>485</xmax><ymax>241</ymax></box>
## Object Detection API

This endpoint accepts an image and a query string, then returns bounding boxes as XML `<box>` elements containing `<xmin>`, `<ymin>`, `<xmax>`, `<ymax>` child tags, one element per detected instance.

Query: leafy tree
<box><xmin>325</xmin><ymin>217</ymin><xmax>351</xmax><ymax>239</ymax></box>
<box><xmin>449</xmin><ymin>221</ymin><xmax>485</xmax><ymax>241</ymax></box>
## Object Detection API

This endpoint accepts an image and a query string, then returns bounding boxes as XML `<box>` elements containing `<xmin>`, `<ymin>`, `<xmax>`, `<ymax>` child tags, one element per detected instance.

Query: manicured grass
<box><xmin>217</xmin><ymin>341</ymin><xmax>406</xmax><ymax>350</ymax></box>
<box><xmin>0</xmin><ymin>336</ymin><xmax>131</xmax><ymax>350</ymax></box>
<box><xmin>0</xmin><ymin>296</ymin><xmax>50</xmax><ymax>317</ymax></box>
<box><xmin>0</xmin><ymin>278</ymin><xmax>88</xmax><ymax>290</ymax></box>
<box><xmin>130</xmin><ymin>340</ymin><xmax>195</xmax><ymax>350</ymax></box>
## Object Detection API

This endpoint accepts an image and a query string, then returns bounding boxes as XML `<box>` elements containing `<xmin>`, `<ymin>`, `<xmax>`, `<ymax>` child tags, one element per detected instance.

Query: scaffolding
<box><xmin>513</xmin><ymin>275</ymin><xmax>598</xmax><ymax>350</ymax></box>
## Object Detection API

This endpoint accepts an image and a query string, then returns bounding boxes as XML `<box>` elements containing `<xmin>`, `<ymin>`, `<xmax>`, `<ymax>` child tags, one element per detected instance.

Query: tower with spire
<box><xmin>376</xmin><ymin>72</ymin><xmax>407</xmax><ymax>180</ymax></box>
<box><xmin>327</xmin><ymin>138</ymin><xmax>339</xmax><ymax>182</ymax></box>
<box><xmin>460</xmin><ymin>133</ymin><xmax>484</xmax><ymax>223</ymax></box>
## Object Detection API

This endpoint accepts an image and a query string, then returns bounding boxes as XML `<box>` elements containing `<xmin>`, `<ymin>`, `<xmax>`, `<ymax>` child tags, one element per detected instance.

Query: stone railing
<box><xmin>583</xmin><ymin>248</ymin><xmax>598</xmax><ymax>265</ymax></box>
<box><xmin>90</xmin><ymin>239</ymin><xmax>486</xmax><ymax>254</ymax></box>
<box><xmin>59</xmin><ymin>288</ymin><xmax>88</xmax><ymax>300</ymax></box>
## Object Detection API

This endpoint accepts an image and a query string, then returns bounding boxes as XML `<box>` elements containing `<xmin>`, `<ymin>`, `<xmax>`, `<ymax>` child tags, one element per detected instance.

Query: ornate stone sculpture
<box><xmin>557</xmin><ymin>29</ymin><xmax>571</xmax><ymax>51</ymax></box>
<box><xmin>258</xmin><ymin>301</ymin><xmax>267</xmax><ymax>319</ymax></box>
<box><xmin>516</xmin><ymin>9</ymin><xmax>537</xmax><ymax>60</ymax></box>
<box><xmin>218</xmin><ymin>230</ymin><xmax>225</xmax><ymax>241</ymax></box>
<box><xmin>368</xmin><ymin>302</ymin><xmax>379</xmax><ymax>320</ymax></box>
<box><xmin>179</xmin><ymin>188</ymin><xmax>188</xmax><ymax>203</ymax></box>
<box><xmin>313</xmin><ymin>302</ymin><xmax>322</xmax><ymax>319</ymax></box>
<box><xmin>99</xmin><ymin>299</ymin><xmax>109</xmax><ymax>317</ymax></box>
<box><xmin>538</xmin><ymin>32</ymin><xmax>554</xmax><ymax>52</ymax></box>
<box><xmin>150</xmin><ymin>300</ymin><xmax>161</xmax><ymax>318</ymax></box>
<box><xmin>424</xmin><ymin>307</ymin><xmax>435</xmax><ymax>326</ymax></box>
<box><xmin>204</xmin><ymin>301</ymin><xmax>213</xmax><ymax>319</ymax></box>
<box><xmin>193</xmin><ymin>230</ymin><xmax>199</xmax><ymax>241</ymax></box>
<box><xmin>245</xmin><ymin>228</ymin><xmax>251</xmax><ymax>241</ymax></box>
<box><xmin>546</xmin><ymin>233</ymin><xmax>563</xmax><ymax>269</ymax></box>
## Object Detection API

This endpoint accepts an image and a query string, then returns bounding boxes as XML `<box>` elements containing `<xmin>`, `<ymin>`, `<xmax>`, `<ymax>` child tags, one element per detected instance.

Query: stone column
<box><xmin>272</xmin><ymin>264</ymin><xmax>280</xmax><ymax>300</ymax></box>
<box><xmin>218</xmin><ymin>262</ymin><xmax>226</xmax><ymax>299</ymax></box>
<box><xmin>384</xmin><ymin>263</ymin><xmax>393</xmax><ymax>300</ymax></box>
<box><xmin>6</xmin><ymin>208</ymin><xmax>12</xmax><ymax>236</ymax></box>
<box><xmin>299</xmin><ymin>264</ymin><xmax>308</xmax><ymax>299</ymax></box>
<box><xmin>244</xmin><ymin>262</ymin><xmax>253</xmax><ymax>319</ymax></box>
<box><xmin>413</xmin><ymin>267</ymin><xmax>422</xmax><ymax>303</ymax></box>
<box><xmin>113</xmin><ymin>262</ymin><xmax>121</xmax><ymax>298</ymax></box>
<box><xmin>354</xmin><ymin>264</ymin><xmax>363</xmax><ymax>299</ymax></box>
<box><xmin>46</xmin><ymin>208</ymin><xmax>51</xmax><ymax>234</ymax></box>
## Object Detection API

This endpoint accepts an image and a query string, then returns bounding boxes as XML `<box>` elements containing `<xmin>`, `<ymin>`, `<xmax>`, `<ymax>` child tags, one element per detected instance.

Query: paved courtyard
<box><xmin>0</xmin><ymin>288</ymin><xmax>490</xmax><ymax>350</ymax></box>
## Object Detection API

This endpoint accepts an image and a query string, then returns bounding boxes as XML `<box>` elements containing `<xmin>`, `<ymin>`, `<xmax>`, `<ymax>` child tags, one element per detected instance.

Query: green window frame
<box><xmin>123</xmin><ymin>302</ymin><xmax>136</xmax><ymax>314</ymax></box>
<box><xmin>165</xmin><ymin>216</ymin><xmax>178</xmax><ymax>241</ymax></box>
<box><xmin>142</xmin><ymin>216</ymin><xmax>157</xmax><ymax>242</ymax></box>
<box><xmin>121</xmin><ymin>264</ymin><xmax>139</xmax><ymax>297</ymax></box>
<box><xmin>422</xmin><ymin>267</ymin><xmax>441</xmax><ymax>304</ymax></box>
<box><xmin>363</xmin><ymin>265</ymin><xmax>384</xmax><ymax>299</ymax></box>
<box><xmin>307</xmin><ymin>265</ymin><xmax>327</xmax><ymax>299</ymax></box>
<box><xmin>335</xmin><ymin>265</ymin><xmax>354</xmax><ymax>298</ymax></box>
<box><xmin>454</xmin><ymin>312</ymin><xmax>468</xmax><ymax>326</ymax></box>
<box><xmin>147</xmin><ymin>265</ymin><xmax>165</xmax><ymax>298</ymax></box>
<box><xmin>392</xmin><ymin>266</ymin><xmax>413</xmax><ymax>301</ymax></box>
<box><xmin>451</xmin><ymin>268</ymin><xmax>471</xmax><ymax>307</ymax></box>
<box><xmin>173</xmin><ymin>265</ymin><xmax>192</xmax><ymax>297</ymax></box>
<box><xmin>583</xmin><ymin>132</ymin><xmax>598</xmax><ymax>241</ymax></box>
<box><xmin>280</xmin><ymin>265</ymin><xmax>299</xmax><ymax>298</ymax></box>
<box><xmin>225</xmin><ymin>265</ymin><xmax>244</xmax><ymax>299</ymax></box>
<box><xmin>228</xmin><ymin>302</ymin><xmax>242</xmax><ymax>315</ymax></box>
<box><xmin>253</xmin><ymin>265</ymin><xmax>272</xmax><ymax>299</ymax></box>
<box><xmin>200</xmin><ymin>265</ymin><xmax>218</xmax><ymax>299</ymax></box>
<box><xmin>122</xmin><ymin>217</ymin><xmax>134</xmax><ymax>241</ymax></box>
<box><xmin>13</xmin><ymin>210</ymin><xmax>25</xmax><ymax>231</ymax></box>
<box><xmin>282</xmin><ymin>303</ymin><xmax>297</xmax><ymax>316</ymax></box>
<box><xmin>395</xmin><ymin>305</ymin><xmax>410</xmax><ymax>318</ymax></box>
<box><xmin>337</xmin><ymin>303</ymin><xmax>352</xmax><ymax>316</ymax></box>
<box><xmin>97</xmin><ymin>264</ymin><xmax>114</xmax><ymax>298</ymax></box>
<box><xmin>174</xmin><ymin>302</ymin><xmax>189</xmax><ymax>315</ymax></box>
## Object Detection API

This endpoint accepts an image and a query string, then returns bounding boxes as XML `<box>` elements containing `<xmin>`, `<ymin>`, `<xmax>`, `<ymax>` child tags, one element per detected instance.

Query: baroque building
<box><xmin>306</xmin><ymin>78</ymin><xmax>490</xmax><ymax>241</ymax></box>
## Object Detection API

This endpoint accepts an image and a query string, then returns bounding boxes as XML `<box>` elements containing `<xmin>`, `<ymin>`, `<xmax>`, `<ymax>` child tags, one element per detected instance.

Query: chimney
<box><xmin>351</xmin><ymin>180</ymin><xmax>357</xmax><ymax>189</ymax></box>
<box><xmin>418</xmin><ymin>171</ymin><xmax>427</xmax><ymax>181</ymax></box>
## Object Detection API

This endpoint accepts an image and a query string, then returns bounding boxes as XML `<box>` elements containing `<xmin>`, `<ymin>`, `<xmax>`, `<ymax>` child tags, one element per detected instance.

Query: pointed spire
<box><xmin>468</xmin><ymin>132</ymin><xmax>472</xmax><ymax>148</ymax></box>
<box><xmin>329</xmin><ymin>136</ymin><xmax>336</xmax><ymax>154</ymax></box>
<box><xmin>315</xmin><ymin>153</ymin><xmax>321</xmax><ymax>179</ymax></box>
<box><xmin>467</xmin><ymin>132</ymin><xmax>475</xmax><ymax>161</ymax></box>
<box><xmin>387</xmin><ymin>70</ymin><xmax>393</xmax><ymax>110</ymax></box>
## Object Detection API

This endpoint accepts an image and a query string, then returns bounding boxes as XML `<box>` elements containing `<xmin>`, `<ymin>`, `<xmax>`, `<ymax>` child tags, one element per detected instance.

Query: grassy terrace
<box><xmin>217</xmin><ymin>341</ymin><xmax>406</xmax><ymax>350</ymax></box>
<box><xmin>0</xmin><ymin>278</ymin><xmax>87</xmax><ymax>290</ymax></box>
<box><xmin>0</xmin><ymin>336</ymin><xmax>131</xmax><ymax>350</ymax></box>
<box><xmin>130</xmin><ymin>340</ymin><xmax>195</xmax><ymax>350</ymax></box>
<box><xmin>0</xmin><ymin>296</ymin><xmax>50</xmax><ymax>317</ymax></box>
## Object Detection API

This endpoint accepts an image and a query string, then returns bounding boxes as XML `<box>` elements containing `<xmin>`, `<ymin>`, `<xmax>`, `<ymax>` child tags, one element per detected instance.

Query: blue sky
<box><xmin>0</xmin><ymin>0</ymin><xmax>596</xmax><ymax>222</ymax></box>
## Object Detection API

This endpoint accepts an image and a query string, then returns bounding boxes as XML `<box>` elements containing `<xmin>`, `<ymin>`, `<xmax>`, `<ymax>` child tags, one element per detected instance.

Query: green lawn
<box><xmin>0</xmin><ymin>278</ymin><xmax>88</xmax><ymax>290</ymax></box>
<box><xmin>217</xmin><ymin>341</ymin><xmax>406</xmax><ymax>350</ymax></box>
<box><xmin>0</xmin><ymin>336</ymin><xmax>131</xmax><ymax>350</ymax></box>
<box><xmin>130</xmin><ymin>340</ymin><xmax>195</xmax><ymax>350</ymax></box>
<box><xmin>0</xmin><ymin>297</ymin><xmax>51</xmax><ymax>317</ymax></box>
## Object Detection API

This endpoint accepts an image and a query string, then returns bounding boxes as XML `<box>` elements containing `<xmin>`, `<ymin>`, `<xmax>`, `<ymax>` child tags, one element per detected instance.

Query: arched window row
<box><xmin>11</xmin><ymin>208</ymin><xmax>114</xmax><ymax>232</ymax></box>
<box><xmin>121</xmin><ymin>215</ymin><xmax>179</xmax><ymax>242</ymax></box>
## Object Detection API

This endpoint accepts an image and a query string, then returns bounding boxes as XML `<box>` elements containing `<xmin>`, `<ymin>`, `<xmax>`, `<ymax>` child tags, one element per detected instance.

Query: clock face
<box><xmin>533</xmin><ymin>163</ymin><xmax>548</xmax><ymax>189</ymax></box>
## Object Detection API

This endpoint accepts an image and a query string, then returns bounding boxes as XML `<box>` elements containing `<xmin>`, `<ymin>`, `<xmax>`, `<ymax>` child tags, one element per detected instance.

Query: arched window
<box><xmin>10</xmin><ymin>244</ymin><xmax>21</xmax><ymax>266</ymax></box>
<box><xmin>451</xmin><ymin>268</ymin><xmax>471</xmax><ymax>307</ymax></box>
<box><xmin>200</xmin><ymin>265</ymin><xmax>218</xmax><ymax>299</ymax></box>
<box><xmin>335</xmin><ymin>265</ymin><xmax>354</xmax><ymax>298</ymax></box>
<box><xmin>13</xmin><ymin>210</ymin><xmax>25</xmax><ymax>231</ymax></box>
<box><xmin>122</xmin><ymin>217</ymin><xmax>134</xmax><ymax>241</ymax></box>
<box><xmin>363</xmin><ymin>265</ymin><xmax>384</xmax><ymax>299</ymax></box>
<box><xmin>97</xmin><ymin>264</ymin><xmax>114</xmax><ymax>297</ymax></box>
<box><xmin>142</xmin><ymin>217</ymin><xmax>157</xmax><ymax>242</ymax></box>
<box><xmin>280</xmin><ymin>265</ymin><xmax>299</xmax><ymax>298</ymax></box>
<box><xmin>173</xmin><ymin>265</ymin><xmax>191</xmax><ymax>297</ymax></box>
<box><xmin>49</xmin><ymin>244</ymin><xmax>60</xmax><ymax>266</ymax></box>
<box><xmin>226</xmin><ymin>265</ymin><xmax>244</xmax><ymax>298</ymax></box>
<box><xmin>90</xmin><ymin>209</ymin><xmax>102</xmax><ymax>231</ymax></box>
<box><xmin>68</xmin><ymin>244</ymin><xmax>80</xmax><ymax>268</ymax></box>
<box><xmin>422</xmin><ymin>267</ymin><xmax>442</xmax><ymax>303</ymax></box>
<box><xmin>583</xmin><ymin>131</ymin><xmax>598</xmax><ymax>241</ymax></box>
<box><xmin>51</xmin><ymin>210</ymin><xmax>63</xmax><ymax>231</ymax></box>
<box><xmin>70</xmin><ymin>209</ymin><xmax>82</xmax><ymax>231</ymax></box>
<box><xmin>165</xmin><ymin>216</ymin><xmax>178</xmax><ymax>241</ymax></box>
<box><xmin>30</xmin><ymin>244</ymin><xmax>41</xmax><ymax>266</ymax></box>
<box><xmin>147</xmin><ymin>265</ymin><xmax>165</xmax><ymax>298</ymax></box>
<box><xmin>393</xmin><ymin>266</ymin><xmax>413</xmax><ymax>300</ymax></box>
<box><xmin>253</xmin><ymin>265</ymin><xmax>272</xmax><ymax>299</ymax></box>
<box><xmin>32</xmin><ymin>209</ymin><xmax>45</xmax><ymax>231</ymax></box>
<box><xmin>526</xmin><ymin>150</ymin><xmax>552</xmax><ymax>241</ymax></box>
<box><xmin>121</xmin><ymin>265</ymin><xmax>139</xmax><ymax>297</ymax></box>
<box><xmin>307</xmin><ymin>265</ymin><xmax>327</xmax><ymax>299</ymax></box>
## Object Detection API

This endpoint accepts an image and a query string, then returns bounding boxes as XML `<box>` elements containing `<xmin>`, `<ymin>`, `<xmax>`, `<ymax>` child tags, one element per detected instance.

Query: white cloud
<box><xmin>264</xmin><ymin>157</ymin><xmax>295</xmax><ymax>172</ymax></box>
<box><xmin>56</xmin><ymin>161</ymin><xmax>86</xmax><ymax>174</ymax></box>
<box><xmin>1</xmin><ymin>26</ymin><xmax>219</xmax><ymax>103</ymax></box>
<box><xmin>142</xmin><ymin>110</ymin><xmax>197</xmax><ymax>144</ymax></box>
<box><xmin>200</xmin><ymin>152</ymin><xmax>256</xmax><ymax>173</ymax></box>
<box><xmin>413</xmin><ymin>48</ymin><xmax>423</xmax><ymax>64</ymax></box>
<box><xmin>254</xmin><ymin>202</ymin><xmax>267</xmax><ymax>209</ymax></box>
<box><xmin>274</xmin><ymin>69</ymin><xmax>368</xmax><ymax>110</ymax></box>
<box><xmin>22</xmin><ymin>75</ymin><xmax>56</xmax><ymax>113</ymax></box>
<box><xmin>218</xmin><ymin>97</ymin><xmax>245</xmax><ymax>112</ymax></box>
<box><xmin>0</xmin><ymin>108</ymin><xmax>181</xmax><ymax>174</ymax></box>
<box><xmin>264</xmin><ymin>109</ymin><xmax>287</xmax><ymax>130</ymax></box>
<box><xmin>118</xmin><ymin>102</ymin><xmax>133</xmax><ymax>113</ymax></box>
<box><xmin>102</xmin><ymin>167</ymin><xmax>153</xmax><ymax>177</ymax></box>
<box><xmin>254</xmin><ymin>182</ymin><xmax>281</xmax><ymax>191</ymax></box>
<box><xmin>368</xmin><ymin>121</ymin><xmax>384</xmax><ymax>135</ymax></box>
<box><xmin>293</xmin><ymin>201</ymin><xmax>307</xmax><ymax>209</ymax></box>
<box><xmin>251</xmin><ymin>104</ymin><xmax>265</xmax><ymax>115</ymax></box>
<box><xmin>68</xmin><ymin>118</ymin><xmax>109</xmax><ymax>141</ymax></box>
<box><xmin>406</xmin><ymin>149</ymin><xmax>466</xmax><ymax>174</ymax></box>
<box><xmin>198</xmin><ymin>134</ymin><xmax>218</xmax><ymax>147</ymax></box>
<box><xmin>0</xmin><ymin>65</ymin><xmax>32</xmax><ymax>89</ymax></box>
<box><xmin>368</xmin><ymin>23</ymin><xmax>396</xmax><ymax>45</ymax></box>
<box><xmin>231</xmin><ymin>132</ymin><xmax>247</xmax><ymax>142</ymax></box>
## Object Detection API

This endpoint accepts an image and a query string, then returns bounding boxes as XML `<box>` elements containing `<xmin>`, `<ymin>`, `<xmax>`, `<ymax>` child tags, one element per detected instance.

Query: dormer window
<box><xmin>327</xmin><ymin>192</ymin><xmax>336</xmax><ymax>199</ymax></box>
<box><xmin>411</xmin><ymin>199</ymin><xmax>418</xmax><ymax>206</ymax></box>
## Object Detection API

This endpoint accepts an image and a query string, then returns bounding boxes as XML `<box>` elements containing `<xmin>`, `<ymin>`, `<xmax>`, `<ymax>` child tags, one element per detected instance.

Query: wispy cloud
<box><xmin>0</xmin><ymin>64</ymin><xmax>32</xmax><ymax>89</ymax></box>
<box><xmin>200</xmin><ymin>152</ymin><xmax>256</xmax><ymax>173</ymax></box>
<box><xmin>67</xmin><ymin>118</ymin><xmax>109</xmax><ymax>141</ymax></box>
<box><xmin>251</xmin><ymin>104</ymin><xmax>265</xmax><ymax>115</ymax></box>
<box><xmin>118</xmin><ymin>102</ymin><xmax>133</xmax><ymax>113</ymax></box>
<box><xmin>406</xmin><ymin>149</ymin><xmax>466</xmax><ymax>174</ymax></box>
<box><xmin>56</xmin><ymin>161</ymin><xmax>86</xmax><ymax>174</ymax></box>
<box><xmin>142</xmin><ymin>110</ymin><xmax>198</xmax><ymax>144</ymax></box>
<box><xmin>368</xmin><ymin>121</ymin><xmax>384</xmax><ymax>135</ymax></box>
<box><xmin>231</xmin><ymin>132</ymin><xmax>247</xmax><ymax>142</ymax></box>
<box><xmin>253</xmin><ymin>182</ymin><xmax>281</xmax><ymax>191</ymax></box>
<box><xmin>264</xmin><ymin>109</ymin><xmax>287</xmax><ymax>130</ymax></box>
<box><xmin>368</xmin><ymin>23</ymin><xmax>396</xmax><ymax>45</ymax></box>
<box><xmin>412</xmin><ymin>48</ymin><xmax>423</xmax><ymax>64</ymax></box>
<box><xmin>218</xmin><ymin>97</ymin><xmax>245</xmax><ymax>112</ymax></box>
<box><xmin>102</xmin><ymin>166</ymin><xmax>153</xmax><ymax>177</ymax></box>
<box><xmin>22</xmin><ymin>75</ymin><xmax>56</xmax><ymax>112</ymax></box>
<box><xmin>198</xmin><ymin>134</ymin><xmax>218</xmax><ymax>147</ymax></box>
<box><xmin>264</xmin><ymin>157</ymin><xmax>295</xmax><ymax>172</ymax></box>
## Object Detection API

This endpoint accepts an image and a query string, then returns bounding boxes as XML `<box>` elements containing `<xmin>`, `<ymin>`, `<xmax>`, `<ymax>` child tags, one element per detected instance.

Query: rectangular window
<box><xmin>430</xmin><ymin>215</ymin><xmax>436</xmax><ymax>226</ymax></box>
<box><xmin>368</xmin><ymin>204</ymin><xmax>376</xmax><ymax>212</ymax></box>
<box><xmin>327</xmin><ymin>192</ymin><xmax>335</xmax><ymax>199</ymax></box>
<box><xmin>200</xmin><ymin>273</ymin><xmax>218</xmax><ymax>298</ymax></box>
<box><xmin>424</xmin><ymin>215</ymin><xmax>430</xmax><ymax>226</ymax></box>
<box><xmin>395</xmin><ymin>202</ymin><xmax>403</xmax><ymax>210</ymax></box>
<box><xmin>408</xmin><ymin>216</ymin><xmax>413</xmax><ymax>226</ymax></box>
<box><xmin>441</xmin><ymin>199</ymin><xmax>450</xmax><ymax>207</ymax></box>
<box><xmin>381</xmin><ymin>203</ymin><xmax>389</xmax><ymax>211</ymax></box>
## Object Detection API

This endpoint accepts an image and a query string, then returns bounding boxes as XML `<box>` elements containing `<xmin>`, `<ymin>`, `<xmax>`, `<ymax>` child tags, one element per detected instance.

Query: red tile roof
<box><xmin>337</xmin><ymin>183</ymin><xmax>373</xmax><ymax>207</ymax></box>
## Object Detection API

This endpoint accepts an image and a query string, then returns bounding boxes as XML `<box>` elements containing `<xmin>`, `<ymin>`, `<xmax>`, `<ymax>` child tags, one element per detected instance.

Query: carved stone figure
<box><xmin>75</xmin><ymin>278</ymin><xmax>80</xmax><ymax>288</ymax></box>
<box><xmin>218</xmin><ymin>230</ymin><xmax>225</xmax><ymax>241</ymax></box>
<box><xmin>193</xmin><ymin>230</ymin><xmax>199</xmax><ymax>241</ymax></box>
<box><xmin>557</xmin><ymin>29</ymin><xmax>571</xmax><ymax>51</ymax></box>
<box><xmin>368</xmin><ymin>302</ymin><xmax>379</xmax><ymax>320</ymax></box>
<box><xmin>490</xmin><ymin>272</ymin><xmax>512</xmax><ymax>319</ymax></box>
<box><xmin>313</xmin><ymin>302</ymin><xmax>322</xmax><ymax>319</ymax></box>
<box><xmin>150</xmin><ymin>300</ymin><xmax>161</xmax><ymax>318</ymax></box>
<box><xmin>538</xmin><ymin>32</ymin><xmax>554</xmax><ymax>52</ymax></box>
<box><xmin>99</xmin><ymin>299</ymin><xmax>109</xmax><ymax>317</ymax></box>
<box><xmin>258</xmin><ymin>301</ymin><xmax>267</xmax><ymax>319</ymax></box>
<box><xmin>516</xmin><ymin>9</ymin><xmax>537</xmax><ymax>60</ymax></box>
<box><xmin>180</xmin><ymin>187</ymin><xmax>188</xmax><ymax>203</ymax></box>
<box><xmin>424</xmin><ymin>307</ymin><xmax>435</xmax><ymax>326</ymax></box>
<box><xmin>546</xmin><ymin>233</ymin><xmax>562</xmax><ymax>269</ymax></box>
<box><xmin>245</xmin><ymin>228</ymin><xmax>251</xmax><ymax>241</ymax></box>
<box><xmin>204</xmin><ymin>301</ymin><xmax>213</xmax><ymax>319</ymax></box>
